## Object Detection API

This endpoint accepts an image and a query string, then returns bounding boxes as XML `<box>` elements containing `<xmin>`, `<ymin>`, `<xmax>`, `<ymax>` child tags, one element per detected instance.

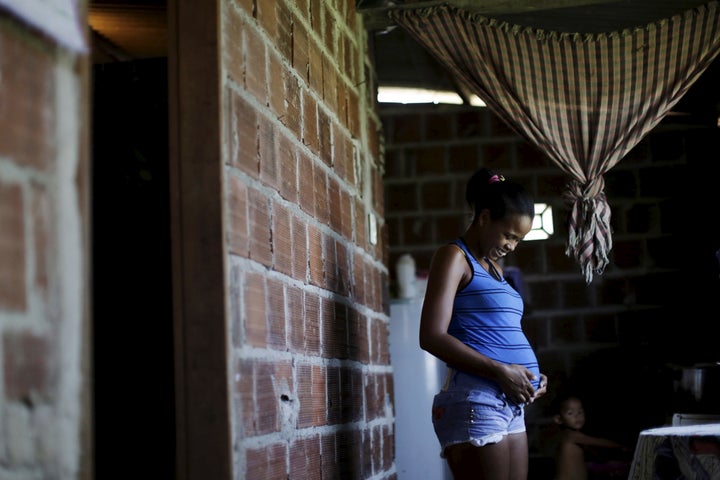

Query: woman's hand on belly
<box><xmin>495</xmin><ymin>363</ymin><xmax>538</xmax><ymax>404</ymax></box>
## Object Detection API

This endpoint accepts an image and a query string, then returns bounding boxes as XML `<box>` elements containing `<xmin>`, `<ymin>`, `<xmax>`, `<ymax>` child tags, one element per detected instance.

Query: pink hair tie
<box><xmin>488</xmin><ymin>174</ymin><xmax>505</xmax><ymax>184</ymax></box>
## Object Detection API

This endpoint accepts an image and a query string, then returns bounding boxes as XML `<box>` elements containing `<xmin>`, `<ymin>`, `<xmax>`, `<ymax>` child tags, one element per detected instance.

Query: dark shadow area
<box><xmin>91</xmin><ymin>57</ymin><xmax>175</xmax><ymax>479</ymax></box>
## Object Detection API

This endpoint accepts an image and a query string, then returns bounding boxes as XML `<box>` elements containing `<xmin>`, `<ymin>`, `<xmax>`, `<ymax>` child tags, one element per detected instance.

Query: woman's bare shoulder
<box><xmin>430</xmin><ymin>242</ymin><xmax>466</xmax><ymax>266</ymax></box>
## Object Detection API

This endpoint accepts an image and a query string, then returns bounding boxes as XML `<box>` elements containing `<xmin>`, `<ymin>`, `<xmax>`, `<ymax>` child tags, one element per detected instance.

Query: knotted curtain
<box><xmin>391</xmin><ymin>2</ymin><xmax>720</xmax><ymax>282</ymax></box>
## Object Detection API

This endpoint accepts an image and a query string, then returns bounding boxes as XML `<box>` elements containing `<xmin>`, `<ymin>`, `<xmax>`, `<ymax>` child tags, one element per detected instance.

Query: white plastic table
<box><xmin>628</xmin><ymin>423</ymin><xmax>720</xmax><ymax>479</ymax></box>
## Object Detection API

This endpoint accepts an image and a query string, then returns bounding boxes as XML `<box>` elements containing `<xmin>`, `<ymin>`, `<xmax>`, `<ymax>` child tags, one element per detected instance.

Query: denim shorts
<box><xmin>431</xmin><ymin>368</ymin><xmax>526</xmax><ymax>457</ymax></box>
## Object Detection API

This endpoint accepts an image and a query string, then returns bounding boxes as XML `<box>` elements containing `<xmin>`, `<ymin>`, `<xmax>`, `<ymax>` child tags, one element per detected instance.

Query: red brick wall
<box><xmin>0</xmin><ymin>13</ymin><xmax>90</xmax><ymax>480</ymax></box>
<box><xmin>382</xmin><ymin>103</ymin><xmax>720</xmax><ymax>450</ymax></box>
<box><xmin>222</xmin><ymin>1</ymin><xmax>392</xmax><ymax>478</ymax></box>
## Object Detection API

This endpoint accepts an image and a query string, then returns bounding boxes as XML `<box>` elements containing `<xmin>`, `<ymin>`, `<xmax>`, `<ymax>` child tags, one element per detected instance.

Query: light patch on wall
<box><xmin>378</xmin><ymin>86</ymin><xmax>486</xmax><ymax>107</ymax></box>
<box><xmin>525</xmin><ymin>203</ymin><xmax>554</xmax><ymax>241</ymax></box>
<box><xmin>368</xmin><ymin>213</ymin><xmax>378</xmax><ymax>245</ymax></box>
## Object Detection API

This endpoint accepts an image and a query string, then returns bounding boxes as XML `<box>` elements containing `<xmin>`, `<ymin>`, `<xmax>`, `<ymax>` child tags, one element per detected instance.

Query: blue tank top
<box><xmin>447</xmin><ymin>238</ymin><xmax>540</xmax><ymax>388</ymax></box>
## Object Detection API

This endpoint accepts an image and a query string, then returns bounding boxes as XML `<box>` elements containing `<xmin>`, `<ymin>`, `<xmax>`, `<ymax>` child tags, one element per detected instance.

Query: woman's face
<box><xmin>482</xmin><ymin>213</ymin><xmax>533</xmax><ymax>261</ymax></box>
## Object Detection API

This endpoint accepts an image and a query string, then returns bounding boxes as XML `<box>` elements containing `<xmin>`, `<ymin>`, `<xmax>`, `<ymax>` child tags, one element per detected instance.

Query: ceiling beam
<box><xmin>357</xmin><ymin>0</ymin><xmax>624</xmax><ymax>30</ymax></box>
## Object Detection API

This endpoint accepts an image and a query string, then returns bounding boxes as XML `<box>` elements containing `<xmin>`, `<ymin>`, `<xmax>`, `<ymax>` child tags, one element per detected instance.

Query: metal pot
<box><xmin>672</xmin><ymin>362</ymin><xmax>720</xmax><ymax>413</ymax></box>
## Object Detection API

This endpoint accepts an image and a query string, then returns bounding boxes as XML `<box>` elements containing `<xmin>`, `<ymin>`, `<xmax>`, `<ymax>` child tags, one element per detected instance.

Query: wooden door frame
<box><xmin>167</xmin><ymin>1</ymin><xmax>232</xmax><ymax>478</ymax></box>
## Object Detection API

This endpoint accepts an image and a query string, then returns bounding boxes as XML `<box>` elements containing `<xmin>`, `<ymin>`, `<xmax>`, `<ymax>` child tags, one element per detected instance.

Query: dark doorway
<box><xmin>91</xmin><ymin>57</ymin><xmax>175</xmax><ymax>479</ymax></box>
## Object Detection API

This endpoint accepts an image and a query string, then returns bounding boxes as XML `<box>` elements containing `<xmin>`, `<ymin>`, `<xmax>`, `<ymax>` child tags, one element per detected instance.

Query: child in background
<box><xmin>549</xmin><ymin>395</ymin><xmax>632</xmax><ymax>480</ymax></box>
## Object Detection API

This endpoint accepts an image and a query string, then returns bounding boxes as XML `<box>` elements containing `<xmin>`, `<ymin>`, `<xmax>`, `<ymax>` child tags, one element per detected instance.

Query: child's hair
<box><xmin>554</xmin><ymin>394</ymin><xmax>582</xmax><ymax>413</ymax></box>
<box><xmin>465</xmin><ymin>168</ymin><xmax>535</xmax><ymax>222</ymax></box>
<box><xmin>550</xmin><ymin>389</ymin><xmax>585</xmax><ymax>419</ymax></box>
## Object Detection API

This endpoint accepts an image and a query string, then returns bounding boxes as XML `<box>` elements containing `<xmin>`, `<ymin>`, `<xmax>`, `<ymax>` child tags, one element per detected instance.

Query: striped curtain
<box><xmin>392</xmin><ymin>2</ymin><xmax>720</xmax><ymax>283</ymax></box>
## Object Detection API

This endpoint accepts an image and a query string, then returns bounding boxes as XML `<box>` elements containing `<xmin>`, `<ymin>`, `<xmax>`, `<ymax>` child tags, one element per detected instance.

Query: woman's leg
<box><xmin>444</xmin><ymin>432</ymin><xmax>528</xmax><ymax>480</ymax></box>
<box><xmin>506</xmin><ymin>432</ymin><xmax>529</xmax><ymax>479</ymax></box>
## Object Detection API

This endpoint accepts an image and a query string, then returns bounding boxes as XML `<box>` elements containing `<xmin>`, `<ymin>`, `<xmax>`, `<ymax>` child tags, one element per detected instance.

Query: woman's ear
<box><xmin>477</xmin><ymin>208</ymin><xmax>491</xmax><ymax>226</ymax></box>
